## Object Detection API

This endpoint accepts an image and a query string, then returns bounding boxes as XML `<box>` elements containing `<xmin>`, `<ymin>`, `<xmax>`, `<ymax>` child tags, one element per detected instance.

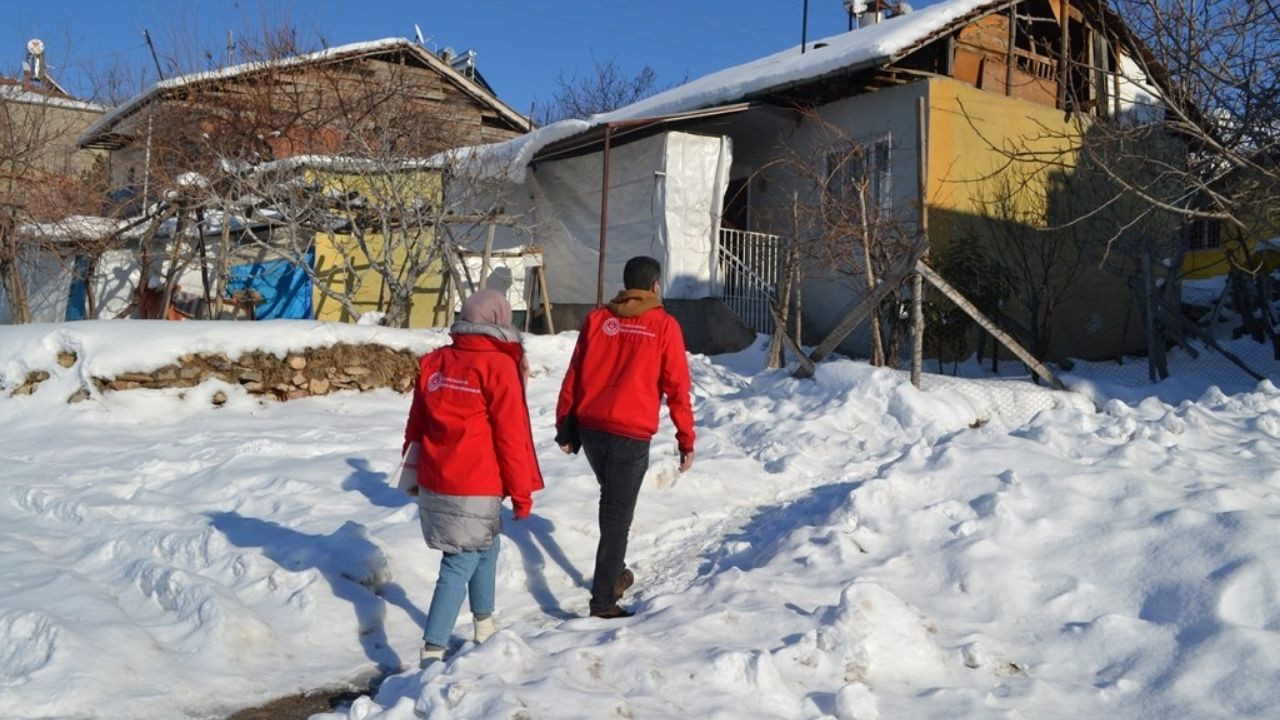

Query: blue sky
<box><xmin>3</xmin><ymin>0</ymin><xmax>867</xmax><ymax>113</ymax></box>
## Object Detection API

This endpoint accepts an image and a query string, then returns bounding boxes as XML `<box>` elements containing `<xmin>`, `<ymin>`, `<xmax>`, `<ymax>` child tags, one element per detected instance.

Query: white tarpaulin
<box><xmin>522</xmin><ymin>130</ymin><xmax>731</xmax><ymax>304</ymax></box>
<box><xmin>0</xmin><ymin>249</ymin><xmax>73</xmax><ymax>323</ymax></box>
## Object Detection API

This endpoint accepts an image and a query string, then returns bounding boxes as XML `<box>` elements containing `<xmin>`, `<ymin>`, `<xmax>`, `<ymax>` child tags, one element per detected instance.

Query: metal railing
<box><xmin>717</xmin><ymin>228</ymin><xmax>782</xmax><ymax>334</ymax></box>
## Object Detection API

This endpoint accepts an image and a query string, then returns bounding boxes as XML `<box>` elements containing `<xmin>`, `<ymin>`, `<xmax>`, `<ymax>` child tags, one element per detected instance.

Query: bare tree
<box><xmin>536</xmin><ymin>57</ymin><xmax>670</xmax><ymax>124</ymax></box>
<box><xmin>0</xmin><ymin>55</ymin><xmax>110</xmax><ymax>323</ymax></box>
<box><xmin>760</xmin><ymin>109</ymin><xmax>918</xmax><ymax>367</ymax></box>
<box><xmin>956</xmin><ymin>167</ymin><xmax>1097</xmax><ymax>362</ymax></box>
<box><xmin>956</xmin><ymin>0</ymin><xmax>1279</xmax><ymax>378</ymax></box>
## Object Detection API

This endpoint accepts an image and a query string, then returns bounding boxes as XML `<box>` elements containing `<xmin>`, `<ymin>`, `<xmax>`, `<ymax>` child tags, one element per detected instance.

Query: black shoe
<box><xmin>589</xmin><ymin>604</ymin><xmax>634</xmax><ymax>619</ymax></box>
<box><xmin>613</xmin><ymin>568</ymin><xmax>634</xmax><ymax>601</ymax></box>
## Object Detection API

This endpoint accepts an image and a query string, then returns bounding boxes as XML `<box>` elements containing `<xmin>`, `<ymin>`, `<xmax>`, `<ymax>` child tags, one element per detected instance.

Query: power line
<box><xmin>475</xmin><ymin>0</ymin><xmax>744</xmax><ymax>62</ymax></box>
<box><xmin>578</xmin><ymin>0</ymin><xmax>782</xmax><ymax>46</ymax></box>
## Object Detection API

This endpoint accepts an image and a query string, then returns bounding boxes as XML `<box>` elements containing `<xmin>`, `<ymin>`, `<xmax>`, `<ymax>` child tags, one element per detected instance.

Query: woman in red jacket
<box><xmin>403</xmin><ymin>289</ymin><xmax>543</xmax><ymax>666</ymax></box>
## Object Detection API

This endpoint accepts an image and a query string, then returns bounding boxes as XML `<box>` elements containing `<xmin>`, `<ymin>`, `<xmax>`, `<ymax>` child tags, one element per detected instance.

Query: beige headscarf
<box><xmin>461</xmin><ymin>289</ymin><xmax>513</xmax><ymax>327</ymax></box>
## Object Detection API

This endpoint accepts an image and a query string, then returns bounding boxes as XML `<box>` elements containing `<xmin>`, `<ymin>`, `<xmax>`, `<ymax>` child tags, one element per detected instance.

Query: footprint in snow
<box><xmin>650</xmin><ymin>464</ymin><xmax>679</xmax><ymax>489</ymax></box>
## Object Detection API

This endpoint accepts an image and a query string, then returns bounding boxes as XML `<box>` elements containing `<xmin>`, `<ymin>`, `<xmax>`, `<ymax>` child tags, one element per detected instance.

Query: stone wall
<box><xmin>8</xmin><ymin>344</ymin><xmax>422</xmax><ymax>405</ymax></box>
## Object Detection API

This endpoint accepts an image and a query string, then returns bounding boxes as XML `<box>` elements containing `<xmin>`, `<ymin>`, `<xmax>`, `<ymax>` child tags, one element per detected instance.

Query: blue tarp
<box><xmin>226</xmin><ymin>251</ymin><xmax>314</xmax><ymax>320</ymax></box>
<box><xmin>65</xmin><ymin>256</ymin><xmax>91</xmax><ymax>321</ymax></box>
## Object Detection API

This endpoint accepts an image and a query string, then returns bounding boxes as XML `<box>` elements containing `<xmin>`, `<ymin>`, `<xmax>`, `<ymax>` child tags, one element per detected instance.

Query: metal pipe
<box><xmin>596</xmin><ymin>124</ymin><xmax>614</xmax><ymax>306</ymax></box>
<box><xmin>802</xmin><ymin>0</ymin><xmax>809</xmax><ymax>53</ymax></box>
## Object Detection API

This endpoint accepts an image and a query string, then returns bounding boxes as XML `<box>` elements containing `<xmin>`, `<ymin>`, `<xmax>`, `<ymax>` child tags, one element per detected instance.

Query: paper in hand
<box><xmin>396</xmin><ymin>442</ymin><xmax>422</xmax><ymax>493</ymax></box>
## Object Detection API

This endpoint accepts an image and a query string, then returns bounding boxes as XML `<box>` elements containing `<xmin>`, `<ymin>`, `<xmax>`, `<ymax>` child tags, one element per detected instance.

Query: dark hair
<box><xmin>623</xmin><ymin>256</ymin><xmax>662</xmax><ymax>290</ymax></box>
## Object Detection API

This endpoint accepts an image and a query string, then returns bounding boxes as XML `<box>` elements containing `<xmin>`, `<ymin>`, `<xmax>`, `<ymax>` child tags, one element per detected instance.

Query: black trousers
<box><xmin>580</xmin><ymin>428</ymin><xmax>650</xmax><ymax>612</ymax></box>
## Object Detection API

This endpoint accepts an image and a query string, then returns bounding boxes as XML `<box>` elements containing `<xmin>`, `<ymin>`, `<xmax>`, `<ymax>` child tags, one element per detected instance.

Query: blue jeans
<box><xmin>423</xmin><ymin>536</ymin><xmax>499</xmax><ymax>647</ymax></box>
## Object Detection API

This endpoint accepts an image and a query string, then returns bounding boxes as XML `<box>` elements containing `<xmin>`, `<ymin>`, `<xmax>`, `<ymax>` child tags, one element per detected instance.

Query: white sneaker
<box><xmin>419</xmin><ymin>645</ymin><xmax>445</xmax><ymax>669</ymax></box>
<box><xmin>474</xmin><ymin>616</ymin><xmax>496</xmax><ymax>644</ymax></box>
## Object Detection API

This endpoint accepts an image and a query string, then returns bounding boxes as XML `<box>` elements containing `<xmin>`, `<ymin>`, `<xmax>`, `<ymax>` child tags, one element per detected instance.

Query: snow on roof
<box><xmin>597</xmin><ymin>0</ymin><xmax>997</xmax><ymax>122</ymax></box>
<box><xmin>461</xmin><ymin>0</ymin><xmax>1000</xmax><ymax>181</ymax></box>
<box><xmin>248</xmin><ymin>154</ymin><xmax>448</xmax><ymax>175</ymax></box>
<box><xmin>19</xmin><ymin>215</ymin><xmax>127</xmax><ymax>241</ymax></box>
<box><xmin>79</xmin><ymin>37</ymin><xmax>529</xmax><ymax>148</ymax></box>
<box><xmin>0</xmin><ymin>84</ymin><xmax>106</xmax><ymax>113</ymax></box>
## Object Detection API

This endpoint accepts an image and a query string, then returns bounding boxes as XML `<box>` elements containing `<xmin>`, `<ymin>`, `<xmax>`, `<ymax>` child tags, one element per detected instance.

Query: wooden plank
<box><xmin>954</xmin><ymin>48</ymin><xmax>984</xmax><ymax>86</ymax></box>
<box><xmin>918</xmin><ymin>261</ymin><xmax>1068</xmax><ymax>390</ymax></box>
<box><xmin>1137</xmin><ymin>277</ymin><xmax>1270</xmax><ymax>383</ymax></box>
<box><xmin>770</xmin><ymin>303</ymin><xmax>816</xmax><ymax>376</ymax></box>
<box><xmin>795</xmin><ymin>244</ymin><xmax>925</xmax><ymax>379</ymax></box>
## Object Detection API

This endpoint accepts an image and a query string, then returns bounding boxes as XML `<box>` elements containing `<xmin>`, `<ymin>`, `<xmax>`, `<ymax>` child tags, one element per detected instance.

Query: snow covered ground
<box><xmin>2</xmin><ymin>321</ymin><xmax>1279</xmax><ymax>719</ymax></box>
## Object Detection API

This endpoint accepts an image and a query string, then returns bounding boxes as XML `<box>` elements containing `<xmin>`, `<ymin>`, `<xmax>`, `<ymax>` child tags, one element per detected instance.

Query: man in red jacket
<box><xmin>556</xmin><ymin>256</ymin><xmax>695</xmax><ymax>618</ymax></box>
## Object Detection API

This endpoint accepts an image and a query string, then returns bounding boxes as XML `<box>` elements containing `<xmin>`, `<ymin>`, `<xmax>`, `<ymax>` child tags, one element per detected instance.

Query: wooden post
<box><xmin>480</xmin><ymin>221</ymin><xmax>496</xmax><ymax>288</ymax></box>
<box><xmin>769</xmin><ymin>240</ymin><xmax>796</xmax><ymax>369</ymax></box>
<box><xmin>1006</xmin><ymin>3</ymin><xmax>1016</xmax><ymax>96</ymax></box>
<box><xmin>912</xmin><ymin>96</ymin><xmax>928</xmax><ymax>388</ymax></box>
<box><xmin>84</xmin><ymin>254</ymin><xmax>99</xmax><ymax>320</ymax></box>
<box><xmin>1058</xmin><ymin>0</ymin><xmax>1069</xmax><ymax>111</ymax></box>
<box><xmin>440</xmin><ymin>227</ymin><xmax>471</xmax><ymax>303</ymax></box>
<box><xmin>859</xmin><ymin>186</ymin><xmax>884</xmax><ymax>367</ymax></box>
<box><xmin>159</xmin><ymin>207</ymin><xmax>185</xmax><ymax>319</ymax></box>
<box><xmin>771</xmin><ymin>303</ymin><xmax>816</xmax><ymax>376</ymax></box>
<box><xmin>524</xmin><ymin>265</ymin><xmax>535</xmax><ymax>333</ymax></box>
<box><xmin>918</xmin><ymin>261</ymin><xmax>1067</xmax><ymax>390</ymax></box>
<box><xmin>538</xmin><ymin>264</ymin><xmax>555</xmax><ymax>334</ymax></box>
<box><xmin>791</xmin><ymin>241</ymin><xmax>803</xmax><ymax>351</ymax></box>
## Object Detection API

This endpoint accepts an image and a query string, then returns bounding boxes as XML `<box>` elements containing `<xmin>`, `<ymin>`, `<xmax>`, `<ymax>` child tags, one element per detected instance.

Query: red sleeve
<box><xmin>659</xmin><ymin>314</ymin><xmax>696</xmax><ymax>453</ymax></box>
<box><xmin>403</xmin><ymin>356</ymin><xmax>429</xmax><ymax>454</ymax></box>
<box><xmin>486</xmin><ymin>353</ymin><xmax>544</xmax><ymax>518</ymax></box>
<box><xmin>555</xmin><ymin>316</ymin><xmax>590</xmax><ymax>430</ymax></box>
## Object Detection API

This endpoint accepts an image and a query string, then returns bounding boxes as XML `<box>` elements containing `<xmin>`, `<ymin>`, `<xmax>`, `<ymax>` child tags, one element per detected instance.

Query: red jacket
<box><xmin>557</xmin><ymin>290</ymin><xmax>695</xmax><ymax>453</ymax></box>
<box><xmin>404</xmin><ymin>329</ymin><xmax>544</xmax><ymax>517</ymax></box>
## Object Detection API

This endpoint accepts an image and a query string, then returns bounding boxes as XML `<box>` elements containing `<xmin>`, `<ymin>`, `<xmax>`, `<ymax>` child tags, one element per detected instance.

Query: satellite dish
<box><xmin>27</xmin><ymin>38</ymin><xmax>45</xmax><ymax>56</ymax></box>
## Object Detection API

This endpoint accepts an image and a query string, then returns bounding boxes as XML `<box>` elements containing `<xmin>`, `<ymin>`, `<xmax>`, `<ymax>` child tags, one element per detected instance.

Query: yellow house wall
<box><xmin>311</xmin><ymin>231</ymin><xmax>449</xmax><ymax>327</ymax></box>
<box><xmin>926</xmin><ymin>77</ymin><xmax>1081</xmax><ymax>237</ymax></box>
<box><xmin>307</xmin><ymin>167</ymin><xmax>449</xmax><ymax>327</ymax></box>
<box><xmin>1183</xmin><ymin>213</ymin><xmax>1280</xmax><ymax>279</ymax></box>
<box><xmin>925</xmin><ymin>77</ymin><xmax>1144</xmax><ymax>360</ymax></box>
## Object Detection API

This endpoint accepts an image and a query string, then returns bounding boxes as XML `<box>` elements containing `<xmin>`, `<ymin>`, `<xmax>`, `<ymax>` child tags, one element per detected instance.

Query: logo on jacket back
<box><xmin>602</xmin><ymin>316</ymin><xmax>657</xmax><ymax>339</ymax></box>
<box><xmin>427</xmin><ymin>371</ymin><xmax>481</xmax><ymax>394</ymax></box>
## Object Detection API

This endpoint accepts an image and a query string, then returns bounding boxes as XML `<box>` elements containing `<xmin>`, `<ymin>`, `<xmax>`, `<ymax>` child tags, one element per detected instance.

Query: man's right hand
<box><xmin>678</xmin><ymin>450</ymin><xmax>694</xmax><ymax>473</ymax></box>
<box><xmin>559</xmin><ymin>443</ymin><xmax>575</xmax><ymax>454</ymax></box>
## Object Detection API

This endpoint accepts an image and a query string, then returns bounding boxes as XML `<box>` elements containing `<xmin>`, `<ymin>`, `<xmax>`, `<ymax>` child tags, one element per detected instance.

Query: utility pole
<box><xmin>143</xmin><ymin>29</ymin><xmax>165</xmax><ymax>80</ymax></box>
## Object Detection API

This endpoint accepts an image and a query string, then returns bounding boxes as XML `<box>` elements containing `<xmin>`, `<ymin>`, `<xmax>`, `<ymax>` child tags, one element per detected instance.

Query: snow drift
<box><xmin>1</xmin><ymin>322</ymin><xmax>1278</xmax><ymax>719</ymax></box>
